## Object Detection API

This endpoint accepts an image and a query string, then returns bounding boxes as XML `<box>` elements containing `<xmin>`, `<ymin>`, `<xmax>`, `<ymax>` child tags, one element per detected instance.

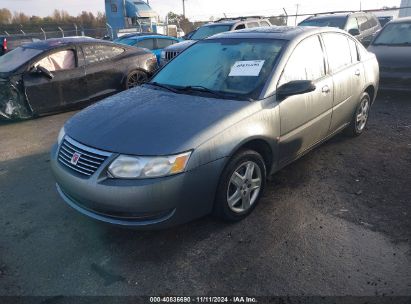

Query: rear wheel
<box><xmin>213</xmin><ymin>150</ymin><xmax>266</xmax><ymax>221</ymax></box>
<box><xmin>125</xmin><ymin>70</ymin><xmax>148</xmax><ymax>89</ymax></box>
<box><xmin>345</xmin><ymin>92</ymin><xmax>371</xmax><ymax>137</ymax></box>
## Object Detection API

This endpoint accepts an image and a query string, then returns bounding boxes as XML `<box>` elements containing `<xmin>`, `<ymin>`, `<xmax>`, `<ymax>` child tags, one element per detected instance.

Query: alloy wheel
<box><xmin>356</xmin><ymin>97</ymin><xmax>370</xmax><ymax>132</ymax></box>
<box><xmin>127</xmin><ymin>71</ymin><xmax>146</xmax><ymax>89</ymax></box>
<box><xmin>227</xmin><ymin>161</ymin><xmax>262</xmax><ymax>213</ymax></box>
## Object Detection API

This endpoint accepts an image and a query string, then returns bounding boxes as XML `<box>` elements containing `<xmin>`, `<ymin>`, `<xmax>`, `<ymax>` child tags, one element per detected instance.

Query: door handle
<box><xmin>322</xmin><ymin>85</ymin><xmax>330</xmax><ymax>93</ymax></box>
<box><xmin>355</xmin><ymin>70</ymin><xmax>361</xmax><ymax>76</ymax></box>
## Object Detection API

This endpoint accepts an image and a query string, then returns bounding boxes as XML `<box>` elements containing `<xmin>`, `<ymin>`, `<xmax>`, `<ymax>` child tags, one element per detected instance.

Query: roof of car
<box><xmin>20</xmin><ymin>37</ymin><xmax>105</xmax><ymax>50</ymax></box>
<box><xmin>389</xmin><ymin>16</ymin><xmax>411</xmax><ymax>23</ymax></box>
<box><xmin>120</xmin><ymin>35</ymin><xmax>178</xmax><ymax>40</ymax></box>
<box><xmin>209</xmin><ymin>26</ymin><xmax>337</xmax><ymax>40</ymax></box>
<box><xmin>305</xmin><ymin>11</ymin><xmax>372</xmax><ymax>20</ymax></box>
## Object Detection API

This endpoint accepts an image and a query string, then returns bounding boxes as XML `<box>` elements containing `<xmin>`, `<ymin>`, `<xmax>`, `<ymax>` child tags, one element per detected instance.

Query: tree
<box><xmin>166</xmin><ymin>11</ymin><xmax>194</xmax><ymax>34</ymax></box>
<box><xmin>0</xmin><ymin>8</ymin><xmax>12</xmax><ymax>24</ymax></box>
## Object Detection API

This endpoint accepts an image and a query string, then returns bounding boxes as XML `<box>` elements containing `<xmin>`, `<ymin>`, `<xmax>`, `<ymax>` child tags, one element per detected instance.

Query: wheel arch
<box><xmin>228</xmin><ymin>137</ymin><xmax>275</xmax><ymax>174</ymax></box>
<box><xmin>364</xmin><ymin>84</ymin><xmax>376</xmax><ymax>104</ymax></box>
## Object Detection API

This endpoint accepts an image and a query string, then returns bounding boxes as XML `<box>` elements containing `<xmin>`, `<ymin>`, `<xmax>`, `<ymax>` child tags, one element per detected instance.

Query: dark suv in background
<box><xmin>160</xmin><ymin>16</ymin><xmax>272</xmax><ymax>66</ymax></box>
<box><xmin>299</xmin><ymin>12</ymin><xmax>381</xmax><ymax>46</ymax></box>
<box><xmin>0</xmin><ymin>35</ymin><xmax>40</xmax><ymax>56</ymax></box>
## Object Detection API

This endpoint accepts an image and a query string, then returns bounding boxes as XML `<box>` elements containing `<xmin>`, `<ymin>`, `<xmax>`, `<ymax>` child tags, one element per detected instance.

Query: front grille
<box><xmin>58</xmin><ymin>136</ymin><xmax>111</xmax><ymax>177</ymax></box>
<box><xmin>165</xmin><ymin>51</ymin><xmax>179</xmax><ymax>61</ymax></box>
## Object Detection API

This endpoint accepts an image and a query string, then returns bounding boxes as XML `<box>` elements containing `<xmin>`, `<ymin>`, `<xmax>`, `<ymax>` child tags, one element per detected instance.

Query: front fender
<box><xmin>187</xmin><ymin>99</ymin><xmax>280</xmax><ymax>174</ymax></box>
<box><xmin>0</xmin><ymin>77</ymin><xmax>32</xmax><ymax>120</ymax></box>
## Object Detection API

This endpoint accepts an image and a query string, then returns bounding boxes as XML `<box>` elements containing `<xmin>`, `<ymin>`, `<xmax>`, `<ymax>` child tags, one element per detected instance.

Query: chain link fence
<box><xmin>1</xmin><ymin>27</ymin><xmax>108</xmax><ymax>40</ymax></box>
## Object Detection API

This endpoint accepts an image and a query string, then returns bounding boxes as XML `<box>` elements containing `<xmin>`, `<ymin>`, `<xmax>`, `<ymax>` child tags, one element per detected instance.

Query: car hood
<box><xmin>65</xmin><ymin>86</ymin><xmax>252</xmax><ymax>155</ymax></box>
<box><xmin>164</xmin><ymin>40</ymin><xmax>196</xmax><ymax>52</ymax></box>
<box><xmin>368</xmin><ymin>45</ymin><xmax>411</xmax><ymax>69</ymax></box>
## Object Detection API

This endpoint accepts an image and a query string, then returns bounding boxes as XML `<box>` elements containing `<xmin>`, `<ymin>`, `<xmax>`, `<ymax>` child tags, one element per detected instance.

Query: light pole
<box><xmin>295</xmin><ymin>4</ymin><xmax>299</xmax><ymax>26</ymax></box>
<box><xmin>183</xmin><ymin>0</ymin><xmax>187</xmax><ymax>18</ymax></box>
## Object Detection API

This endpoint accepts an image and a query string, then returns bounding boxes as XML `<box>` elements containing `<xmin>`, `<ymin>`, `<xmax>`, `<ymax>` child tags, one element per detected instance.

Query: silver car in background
<box><xmin>51</xmin><ymin>27</ymin><xmax>379</xmax><ymax>229</ymax></box>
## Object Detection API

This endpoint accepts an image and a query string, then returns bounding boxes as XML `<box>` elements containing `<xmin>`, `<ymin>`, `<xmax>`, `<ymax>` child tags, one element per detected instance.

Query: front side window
<box><xmin>156</xmin><ymin>38</ymin><xmax>176</xmax><ymax>49</ymax></box>
<box><xmin>35</xmin><ymin>49</ymin><xmax>76</xmax><ymax>71</ymax></box>
<box><xmin>322</xmin><ymin>33</ymin><xmax>352</xmax><ymax>73</ymax></box>
<box><xmin>260</xmin><ymin>21</ymin><xmax>271</xmax><ymax>27</ymax></box>
<box><xmin>279</xmin><ymin>35</ymin><xmax>325</xmax><ymax>86</ymax></box>
<box><xmin>151</xmin><ymin>38</ymin><xmax>285</xmax><ymax>100</ymax></box>
<box><xmin>234</xmin><ymin>24</ymin><xmax>246</xmax><ymax>30</ymax></box>
<box><xmin>0</xmin><ymin>47</ymin><xmax>42</xmax><ymax>72</ymax></box>
<box><xmin>190</xmin><ymin>25</ymin><xmax>232</xmax><ymax>40</ymax></box>
<box><xmin>83</xmin><ymin>44</ymin><xmax>124</xmax><ymax>64</ymax></box>
<box><xmin>135</xmin><ymin>39</ymin><xmax>155</xmax><ymax>50</ymax></box>
<box><xmin>372</xmin><ymin>22</ymin><xmax>411</xmax><ymax>45</ymax></box>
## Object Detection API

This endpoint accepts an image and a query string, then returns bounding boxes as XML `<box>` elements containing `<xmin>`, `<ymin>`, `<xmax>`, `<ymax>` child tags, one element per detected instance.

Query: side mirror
<box><xmin>277</xmin><ymin>80</ymin><xmax>316</xmax><ymax>100</ymax></box>
<box><xmin>348</xmin><ymin>28</ymin><xmax>360</xmax><ymax>36</ymax></box>
<box><xmin>33</xmin><ymin>65</ymin><xmax>54</xmax><ymax>79</ymax></box>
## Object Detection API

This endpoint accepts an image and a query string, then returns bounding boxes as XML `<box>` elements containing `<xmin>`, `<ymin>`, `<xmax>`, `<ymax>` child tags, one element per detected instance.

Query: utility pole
<box><xmin>182</xmin><ymin>0</ymin><xmax>187</xmax><ymax>18</ymax></box>
<box><xmin>360</xmin><ymin>0</ymin><xmax>362</xmax><ymax>11</ymax></box>
<box><xmin>295</xmin><ymin>4</ymin><xmax>300</xmax><ymax>26</ymax></box>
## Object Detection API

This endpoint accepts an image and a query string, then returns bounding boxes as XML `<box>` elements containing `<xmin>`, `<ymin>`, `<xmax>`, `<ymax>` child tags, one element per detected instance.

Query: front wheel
<box><xmin>213</xmin><ymin>150</ymin><xmax>266</xmax><ymax>222</ymax></box>
<box><xmin>125</xmin><ymin>70</ymin><xmax>148</xmax><ymax>90</ymax></box>
<box><xmin>345</xmin><ymin>92</ymin><xmax>371</xmax><ymax>137</ymax></box>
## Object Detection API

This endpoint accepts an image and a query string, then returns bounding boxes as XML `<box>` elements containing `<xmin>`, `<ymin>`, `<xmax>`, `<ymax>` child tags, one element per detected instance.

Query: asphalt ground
<box><xmin>0</xmin><ymin>93</ymin><xmax>410</xmax><ymax>296</ymax></box>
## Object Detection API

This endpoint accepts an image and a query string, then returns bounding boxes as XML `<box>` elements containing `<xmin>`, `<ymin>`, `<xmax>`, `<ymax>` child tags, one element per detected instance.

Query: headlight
<box><xmin>160</xmin><ymin>50</ymin><xmax>166</xmax><ymax>59</ymax></box>
<box><xmin>108</xmin><ymin>151</ymin><xmax>192</xmax><ymax>179</ymax></box>
<box><xmin>57</xmin><ymin>127</ymin><xmax>65</xmax><ymax>145</ymax></box>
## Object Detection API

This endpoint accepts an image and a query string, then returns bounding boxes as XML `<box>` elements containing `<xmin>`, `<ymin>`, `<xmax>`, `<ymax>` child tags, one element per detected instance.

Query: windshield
<box><xmin>151</xmin><ymin>38</ymin><xmax>285</xmax><ymax>100</ymax></box>
<box><xmin>373</xmin><ymin>22</ymin><xmax>411</xmax><ymax>45</ymax></box>
<box><xmin>0</xmin><ymin>47</ymin><xmax>42</xmax><ymax>73</ymax></box>
<box><xmin>299</xmin><ymin>17</ymin><xmax>346</xmax><ymax>29</ymax></box>
<box><xmin>191</xmin><ymin>24</ymin><xmax>232</xmax><ymax>40</ymax></box>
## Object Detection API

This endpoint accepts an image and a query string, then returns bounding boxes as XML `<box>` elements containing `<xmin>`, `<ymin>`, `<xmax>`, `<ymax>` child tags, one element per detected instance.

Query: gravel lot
<box><xmin>0</xmin><ymin>93</ymin><xmax>410</xmax><ymax>296</ymax></box>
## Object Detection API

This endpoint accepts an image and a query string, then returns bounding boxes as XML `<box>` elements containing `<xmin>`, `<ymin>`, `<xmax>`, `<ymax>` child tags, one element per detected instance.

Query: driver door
<box><xmin>278</xmin><ymin>35</ymin><xmax>334</xmax><ymax>164</ymax></box>
<box><xmin>23</xmin><ymin>46</ymin><xmax>87</xmax><ymax>114</ymax></box>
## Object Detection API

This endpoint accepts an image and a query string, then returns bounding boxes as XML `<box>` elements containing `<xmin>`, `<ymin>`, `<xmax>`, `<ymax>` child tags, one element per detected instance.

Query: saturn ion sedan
<box><xmin>51</xmin><ymin>27</ymin><xmax>379</xmax><ymax>229</ymax></box>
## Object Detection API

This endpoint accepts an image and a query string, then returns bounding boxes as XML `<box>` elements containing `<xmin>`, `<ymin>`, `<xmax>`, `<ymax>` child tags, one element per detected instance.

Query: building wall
<box><xmin>400</xmin><ymin>0</ymin><xmax>411</xmax><ymax>17</ymax></box>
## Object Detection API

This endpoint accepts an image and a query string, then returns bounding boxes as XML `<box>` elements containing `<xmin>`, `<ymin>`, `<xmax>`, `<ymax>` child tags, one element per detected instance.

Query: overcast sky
<box><xmin>0</xmin><ymin>0</ymin><xmax>402</xmax><ymax>20</ymax></box>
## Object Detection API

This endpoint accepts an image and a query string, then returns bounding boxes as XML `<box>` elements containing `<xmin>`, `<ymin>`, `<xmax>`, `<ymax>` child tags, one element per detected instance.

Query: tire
<box><xmin>125</xmin><ymin>70</ymin><xmax>148</xmax><ymax>90</ymax></box>
<box><xmin>213</xmin><ymin>149</ymin><xmax>266</xmax><ymax>222</ymax></box>
<box><xmin>345</xmin><ymin>92</ymin><xmax>371</xmax><ymax>137</ymax></box>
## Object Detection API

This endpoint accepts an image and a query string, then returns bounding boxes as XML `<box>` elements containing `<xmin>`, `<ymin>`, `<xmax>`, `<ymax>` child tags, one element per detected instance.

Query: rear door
<box><xmin>23</xmin><ymin>46</ymin><xmax>88</xmax><ymax>114</ymax></box>
<box><xmin>82</xmin><ymin>43</ymin><xmax>126</xmax><ymax>100</ymax></box>
<box><xmin>278</xmin><ymin>35</ymin><xmax>334</xmax><ymax>163</ymax></box>
<box><xmin>321</xmin><ymin>32</ymin><xmax>365</xmax><ymax>133</ymax></box>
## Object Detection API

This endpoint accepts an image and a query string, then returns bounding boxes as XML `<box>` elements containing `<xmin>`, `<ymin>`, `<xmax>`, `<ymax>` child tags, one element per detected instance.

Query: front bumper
<box><xmin>50</xmin><ymin>143</ymin><xmax>226</xmax><ymax>229</ymax></box>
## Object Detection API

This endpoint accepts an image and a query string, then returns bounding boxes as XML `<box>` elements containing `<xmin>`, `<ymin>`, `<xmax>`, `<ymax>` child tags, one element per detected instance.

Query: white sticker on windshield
<box><xmin>229</xmin><ymin>60</ymin><xmax>265</xmax><ymax>77</ymax></box>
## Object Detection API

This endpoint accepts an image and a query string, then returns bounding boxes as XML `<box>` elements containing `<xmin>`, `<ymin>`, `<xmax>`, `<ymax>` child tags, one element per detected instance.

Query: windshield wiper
<box><xmin>146</xmin><ymin>82</ymin><xmax>180</xmax><ymax>94</ymax></box>
<box><xmin>178</xmin><ymin>85</ymin><xmax>228</xmax><ymax>98</ymax></box>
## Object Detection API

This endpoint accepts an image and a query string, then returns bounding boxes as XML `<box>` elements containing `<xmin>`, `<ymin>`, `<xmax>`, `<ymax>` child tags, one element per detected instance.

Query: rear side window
<box><xmin>322</xmin><ymin>33</ymin><xmax>352</xmax><ymax>73</ymax></box>
<box><xmin>83</xmin><ymin>44</ymin><xmax>124</xmax><ymax>64</ymax></box>
<box><xmin>234</xmin><ymin>24</ymin><xmax>246</xmax><ymax>30</ymax></box>
<box><xmin>260</xmin><ymin>21</ymin><xmax>271</xmax><ymax>27</ymax></box>
<box><xmin>135</xmin><ymin>39</ymin><xmax>155</xmax><ymax>50</ymax></box>
<box><xmin>346</xmin><ymin>17</ymin><xmax>359</xmax><ymax>31</ymax></box>
<box><xmin>247</xmin><ymin>22</ymin><xmax>260</xmax><ymax>28</ymax></box>
<box><xmin>279</xmin><ymin>35</ymin><xmax>325</xmax><ymax>86</ymax></box>
<box><xmin>155</xmin><ymin>38</ymin><xmax>176</xmax><ymax>49</ymax></box>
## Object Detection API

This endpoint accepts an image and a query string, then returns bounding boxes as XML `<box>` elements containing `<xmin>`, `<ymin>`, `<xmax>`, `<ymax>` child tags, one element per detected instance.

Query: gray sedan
<box><xmin>51</xmin><ymin>27</ymin><xmax>379</xmax><ymax>228</ymax></box>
